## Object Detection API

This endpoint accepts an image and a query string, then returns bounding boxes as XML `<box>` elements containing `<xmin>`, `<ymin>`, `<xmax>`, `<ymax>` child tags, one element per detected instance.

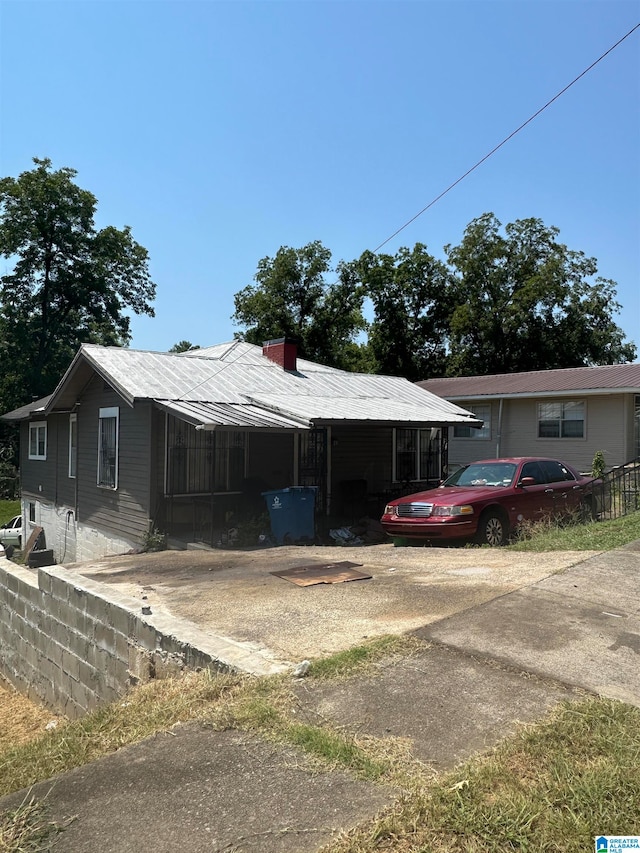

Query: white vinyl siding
<box><xmin>28</xmin><ymin>422</ymin><xmax>47</xmax><ymax>460</ymax></box>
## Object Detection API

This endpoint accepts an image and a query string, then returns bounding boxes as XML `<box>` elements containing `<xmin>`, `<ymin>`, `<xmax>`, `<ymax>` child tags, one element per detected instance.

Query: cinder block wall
<box><xmin>0</xmin><ymin>562</ymin><xmax>228</xmax><ymax>718</ymax></box>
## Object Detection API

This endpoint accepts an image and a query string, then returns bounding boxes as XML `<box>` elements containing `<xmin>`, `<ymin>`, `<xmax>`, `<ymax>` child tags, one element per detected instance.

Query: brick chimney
<box><xmin>262</xmin><ymin>338</ymin><xmax>297</xmax><ymax>371</ymax></box>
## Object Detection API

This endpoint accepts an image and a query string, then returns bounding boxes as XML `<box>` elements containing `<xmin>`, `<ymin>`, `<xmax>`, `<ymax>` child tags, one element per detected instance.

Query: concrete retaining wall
<box><xmin>0</xmin><ymin>562</ymin><xmax>231</xmax><ymax>718</ymax></box>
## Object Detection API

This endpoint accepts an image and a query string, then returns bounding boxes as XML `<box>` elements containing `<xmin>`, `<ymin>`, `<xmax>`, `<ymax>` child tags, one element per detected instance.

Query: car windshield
<box><xmin>443</xmin><ymin>462</ymin><xmax>517</xmax><ymax>488</ymax></box>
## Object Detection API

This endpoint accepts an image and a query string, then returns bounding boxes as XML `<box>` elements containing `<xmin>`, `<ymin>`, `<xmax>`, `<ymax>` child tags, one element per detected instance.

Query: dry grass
<box><xmin>0</xmin><ymin>680</ymin><xmax>63</xmax><ymax>751</ymax></box>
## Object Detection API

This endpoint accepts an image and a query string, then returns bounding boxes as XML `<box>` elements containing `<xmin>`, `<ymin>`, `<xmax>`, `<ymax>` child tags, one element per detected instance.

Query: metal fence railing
<box><xmin>589</xmin><ymin>459</ymin><xmax>640</xmax><ymax>521</ymax></box>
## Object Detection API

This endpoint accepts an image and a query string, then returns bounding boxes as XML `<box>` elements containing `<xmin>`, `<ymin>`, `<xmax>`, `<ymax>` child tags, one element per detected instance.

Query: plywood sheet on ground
<box><xmin>271</xmin><ymin>561</ymin><xmax>371</xmax><ymax>586</ymax></box>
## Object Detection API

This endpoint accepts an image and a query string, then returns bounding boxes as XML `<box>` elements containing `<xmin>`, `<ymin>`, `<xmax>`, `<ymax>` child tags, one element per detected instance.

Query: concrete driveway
<box><xmin>71</xmin><ymin>543</ymin><xmax>598</xmax><ymax>664</ymax></box>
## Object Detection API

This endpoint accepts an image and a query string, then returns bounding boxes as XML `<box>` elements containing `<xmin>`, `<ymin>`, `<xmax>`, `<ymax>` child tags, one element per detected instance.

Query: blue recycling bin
<box><xmin>262</xmin><ymin>486</ymin><xmax>317</xmax><ymax>545</ymax></box>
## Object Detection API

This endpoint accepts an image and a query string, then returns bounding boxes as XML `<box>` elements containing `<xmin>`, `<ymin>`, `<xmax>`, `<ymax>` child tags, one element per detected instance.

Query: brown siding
<box><xmin>76</xmin><ymin>377</ymin><xmax>152</xmax><ymax>544</ymax></box>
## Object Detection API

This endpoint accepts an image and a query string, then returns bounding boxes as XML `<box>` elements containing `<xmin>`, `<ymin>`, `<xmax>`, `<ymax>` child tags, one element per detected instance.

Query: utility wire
<box><xmin>371</xmin><ymin>22</ymin><xmax>640</xmax><ymax>254</ymax></box>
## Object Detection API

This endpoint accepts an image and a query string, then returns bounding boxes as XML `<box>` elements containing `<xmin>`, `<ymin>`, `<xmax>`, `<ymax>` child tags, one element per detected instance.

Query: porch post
<box><xmin>293</xmin><ymin>432</ymin><xmax>299</xmax><ymax>485</ymax></box>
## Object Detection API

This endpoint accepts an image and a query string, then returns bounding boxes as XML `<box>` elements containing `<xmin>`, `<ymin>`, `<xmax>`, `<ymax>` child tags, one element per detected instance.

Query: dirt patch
<box><xmin>0</xmin><ymin>678</ymin><xmax>64</xmax><ymax>749</ymax></box>
<box><xmin>68</xmin><ymin>543</ymin><xmax>598</xmax><ymax>663</ymax></box>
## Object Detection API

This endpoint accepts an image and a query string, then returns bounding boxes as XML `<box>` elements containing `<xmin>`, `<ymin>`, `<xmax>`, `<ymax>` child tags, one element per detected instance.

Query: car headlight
<box><xmin>384</xmin><ymin>504</ymin><xmax>397</xmax><ymax>516</ymax></box>
<box><xmin>431</xmin><ymin>505</ymin><xmax>474</xmax><ymax>517</ymax></box>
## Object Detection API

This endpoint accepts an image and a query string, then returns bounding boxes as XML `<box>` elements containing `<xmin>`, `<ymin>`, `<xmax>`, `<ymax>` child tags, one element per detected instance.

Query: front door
<box><xmin>299</xmin><ymin>428</ymin><xmax>327</xmax><ymax>513</ymax></box>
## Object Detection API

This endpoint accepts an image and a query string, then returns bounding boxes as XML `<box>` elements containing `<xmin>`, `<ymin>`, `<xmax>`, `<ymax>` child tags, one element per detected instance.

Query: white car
<box><xmin>0</xmin><ymin>543</ymin><xmax>5</xmax><ymax>560</ymax></box>
<box><xmin>0</xmin><ymin>515</ymin><xmax>22</xmax><ymax>547</ymax></box>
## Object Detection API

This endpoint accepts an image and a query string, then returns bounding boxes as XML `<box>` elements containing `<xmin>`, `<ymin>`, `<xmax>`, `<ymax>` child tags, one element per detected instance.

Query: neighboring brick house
<box><xmin>418</xmin><ymin>363</ymin><xmax>640</xmax><ymax>474</ymax></box>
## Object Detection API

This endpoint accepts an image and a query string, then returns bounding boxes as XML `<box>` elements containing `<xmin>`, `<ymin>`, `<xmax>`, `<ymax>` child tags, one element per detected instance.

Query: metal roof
<box><xmin>153</xmin><ymin>399</ymin><xmax>311</xmax><ymax>430</ymax></box>
<box><xmin>28</xmin><ymin>341</ymin><xmax>479</xmax><ymax>428</ymax></box>
<box><xmin>418</xmin><ymin>363</ymin><xmax>640</xmax><ymax>400</ymax></box>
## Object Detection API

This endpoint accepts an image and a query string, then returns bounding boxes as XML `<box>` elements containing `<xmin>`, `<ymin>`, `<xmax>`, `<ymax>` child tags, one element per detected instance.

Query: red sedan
<box><xmin>380</xmin><ymin>457</ymin><xmax>595</xmax><ymax>546</ymax></box>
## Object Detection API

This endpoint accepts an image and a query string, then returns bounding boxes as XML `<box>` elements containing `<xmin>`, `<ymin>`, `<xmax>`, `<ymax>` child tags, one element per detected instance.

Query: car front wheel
<box><xmin>477</xmin><ymin>510</ymin><xmax>509</xmax><ymax>546</ymax></box>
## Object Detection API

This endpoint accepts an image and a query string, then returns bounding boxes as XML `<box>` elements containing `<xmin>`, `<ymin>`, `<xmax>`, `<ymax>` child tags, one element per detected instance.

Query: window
<box><xmin>538</xmin><ymin>401</ymin><xmax>585</xmax><ymax>439</ymax></box>
<box><xmin>68</xmin><ymin>414</ymin><xmax>77</xmax><ymax>478</ymax></box>
<box><xmin>28</xmin><ymin>422</ymin><xmax>47</xmax><ymax>460</ymax></box>
<box><xmin>28</xmin><ymin>502</ymin><xmax>36</xmax><ymax>523</ymax></box>
<box><xmin>165</xmin><ymin>416</ymin><xmax>246</xmax><ymax>494</ymax></box>
<box><xmin>98</xmin><ymin>407</ymin><xmax>119</xmax><ymax>488</ymax></box>
<box><xmin>453</xmin><ymin>404</ymin><xmax>491</xmax><ymax>439</ymax></box>
<box><xmin>539</xmin><ymin>460</ymin><xmax>576</xmax><ymax>483</ymax></box>
<box><xmin>393</xmin><ymin>428</ymin><xmax>441</xmax><ymax>482</ymax></box>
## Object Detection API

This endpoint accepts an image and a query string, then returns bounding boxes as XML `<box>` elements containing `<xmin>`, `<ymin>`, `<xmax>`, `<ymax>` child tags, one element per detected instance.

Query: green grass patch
<box><xmin>322</xmin><ymin>697</ymin><xmax>640</xmax><ymax>852</ymax></box>
<box><xmin>509</xmin><ymin>509</ymin><xmax>640</xmax><ymax>552</ymax></box>
<box><xmin>0</xmin><ymin>793</ymin><xmax>75</xmax><ymax>853</ymax></box>
<box><xmin>285</xmin><ymin>722</ymin><xmax>387</xmax><ymax>780</ymax></box>
<box><xmin>0</xmin><ymin>500</ymin><xmax>19</xmax><ymax>526</ymax></box>
<box><xmin>308</xmin><ymin>635</ymin><xmax>423</xmax><ymax>680</ymax></box>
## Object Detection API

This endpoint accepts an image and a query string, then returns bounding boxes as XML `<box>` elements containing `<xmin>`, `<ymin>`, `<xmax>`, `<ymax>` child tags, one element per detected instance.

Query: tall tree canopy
<box><xmin>445</xmin><ymin>213</ymin><xmax>636</xmax><ymax>375</ymax></box>
<box><xmin>232</xmin><ymin>221</ymin><xmax>635</xmax><ymax>378</ymax></box>
<box><xmin>357</xmin><ymin>244</ymin><xmax>454</xmax><ymax>381</ymax></box>
<box><xmin>0</xmin><ymin>158</ymin><xmax>156</xmax><ymax>411</ymax></box>
<box><xmin>232</xmin><ymin>240</ymin><xmax>368</xmax><ymax>370</ymax></box>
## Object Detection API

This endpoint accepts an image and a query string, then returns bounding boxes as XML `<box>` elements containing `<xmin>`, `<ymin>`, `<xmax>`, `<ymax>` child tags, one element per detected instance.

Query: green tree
<box><xmin>232</xmin><ymin>240</ymin><xmax>368</xmax><ymax>369</ymax></box>
<box><xmin>358</xmin><ymin>243</ymin><xmax>454</xmax><ymax>380</ymax></box>
<box><xmin>0</xmin><ymin>158</ymin><xmax>156</xmax><ymax>411</ymax></box>
<box><xmin>445</xmin><ymin>214</ymin><xmax>636</xmax><ymax>375</ymax></box>
<box><xmin>169</xmin><ymin>341</ymin><xmax>200</xmax><ymax>353</ymax></box>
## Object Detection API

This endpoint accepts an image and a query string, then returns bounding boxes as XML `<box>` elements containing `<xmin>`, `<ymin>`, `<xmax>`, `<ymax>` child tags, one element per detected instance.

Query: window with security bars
<box><xmin>166</xmin><ymin>416</ymin><xmax>246</xmax><ymax>494</ymax></box>
<box><xmin>69</xmin><ymin>414</ymin><xmax>77</xmax><ymax>478</ymax></box>
<box><xmin>538</xmin><ymin>401</ymin><xmax>585</xmax><ymax>439</ymax></box>
<box><xmin>393</xmin><ymin>428</ymin><xmax>441</xmax><ymax>482</ymax></box>
<box><xmin>98</xmin><ymin>407</ymin><xmax>119</xmax><ymax>488</ymax></box>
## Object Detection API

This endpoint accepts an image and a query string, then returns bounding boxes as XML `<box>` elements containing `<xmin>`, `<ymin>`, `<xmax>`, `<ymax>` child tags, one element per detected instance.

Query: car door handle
<box><xmin>544</xmin><ymin>488</ymin><xmax>554</xmax><ymax>493</ymax></box>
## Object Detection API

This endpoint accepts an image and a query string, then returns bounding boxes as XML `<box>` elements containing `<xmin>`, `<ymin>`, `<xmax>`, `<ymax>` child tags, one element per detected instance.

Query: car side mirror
<box><xmin>518</xmin><ymin>476</ymin><xmax>537</xmax><ymax>488</ymax></box>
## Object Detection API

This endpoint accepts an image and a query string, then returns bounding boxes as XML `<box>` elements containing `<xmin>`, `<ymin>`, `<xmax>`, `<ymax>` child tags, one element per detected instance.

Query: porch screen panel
<box><xmin>419</xmin><ymin>428</ymin><xmax>441</xmax><ymax>481</ymax></box>
<box><xmin>167</xmin><ymin>417</ymin><xmax>214</xmax><ymax>495</ymax></box>
<box><xmin>395</xmin><ymin>428</ymin><xmax>418</xmax><ymax>481</ymax></box>
<box><xmin>214</xmin><ymin>432</ymin><xmax>246</xmax><ymax>491</ymax></box>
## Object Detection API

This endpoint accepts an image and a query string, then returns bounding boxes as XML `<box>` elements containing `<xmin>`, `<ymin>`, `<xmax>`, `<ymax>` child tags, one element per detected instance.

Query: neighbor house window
<box><xmin>453</xmin><ymin>404</ymin><xmax>491</xmax><ymax>439</ymax></box>
<box><xmin>97</xmin><ymin>407</ymin><xmax>119</xmax><ymax>488</ymax></box>
<box><xmin>68</xmin><ymin>414</ymin><xmax>77</xmax><ymax>478</ymax></box>
<box><xmin>28</xmin><ymin>422</ymin><xmax>47</xmax><ymax>460</ymax></box>
<box><xmin>393</xmin><ymin>428</ymin><xmax>441</xmax><ymax>482</ymax></box>
<box><xmin>28</xmin><ymin>501</ymin><xmax>36</xmax><ymax>523</ymax></box>
<box><xmin>538</xmin><ymin>401</ymin><xmax>585</xmax><ymax>438</ymax></box>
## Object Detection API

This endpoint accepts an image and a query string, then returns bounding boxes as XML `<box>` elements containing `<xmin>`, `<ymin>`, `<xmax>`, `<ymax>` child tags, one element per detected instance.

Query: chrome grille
<box><xmin>396</xmin><ymin>503</ymin><xmax>433</xmax><ymax>518</ymax></box>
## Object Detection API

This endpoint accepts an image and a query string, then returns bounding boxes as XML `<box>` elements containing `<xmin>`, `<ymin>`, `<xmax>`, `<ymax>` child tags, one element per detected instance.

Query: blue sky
<box><xmin>1</xmin><ymin>0</ymin><xmax>639</xmax><ymax>359</ymax></box>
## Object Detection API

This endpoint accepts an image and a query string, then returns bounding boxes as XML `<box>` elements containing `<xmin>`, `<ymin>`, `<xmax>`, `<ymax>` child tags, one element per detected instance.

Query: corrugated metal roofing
<box><xmin>418</xmin><ymin>363</ymin><xmax>640</xmax><ymax>399</ymax></box>
<box><xmin>153</xmin><ymin>399</ymin><xmax>310</xmax><ymax>430</ymax></box>
<box><xmin>36</xmin><ymin>341</ymin><xmax>480</xmax><ymax>427</ymax></box>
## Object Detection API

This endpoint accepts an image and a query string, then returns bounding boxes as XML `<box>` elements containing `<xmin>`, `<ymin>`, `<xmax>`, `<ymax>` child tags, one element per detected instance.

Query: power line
<box><xmin>371</xmin><ymin>22</ymin><xmax>640</xmax><ymax>255</ymax></box>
